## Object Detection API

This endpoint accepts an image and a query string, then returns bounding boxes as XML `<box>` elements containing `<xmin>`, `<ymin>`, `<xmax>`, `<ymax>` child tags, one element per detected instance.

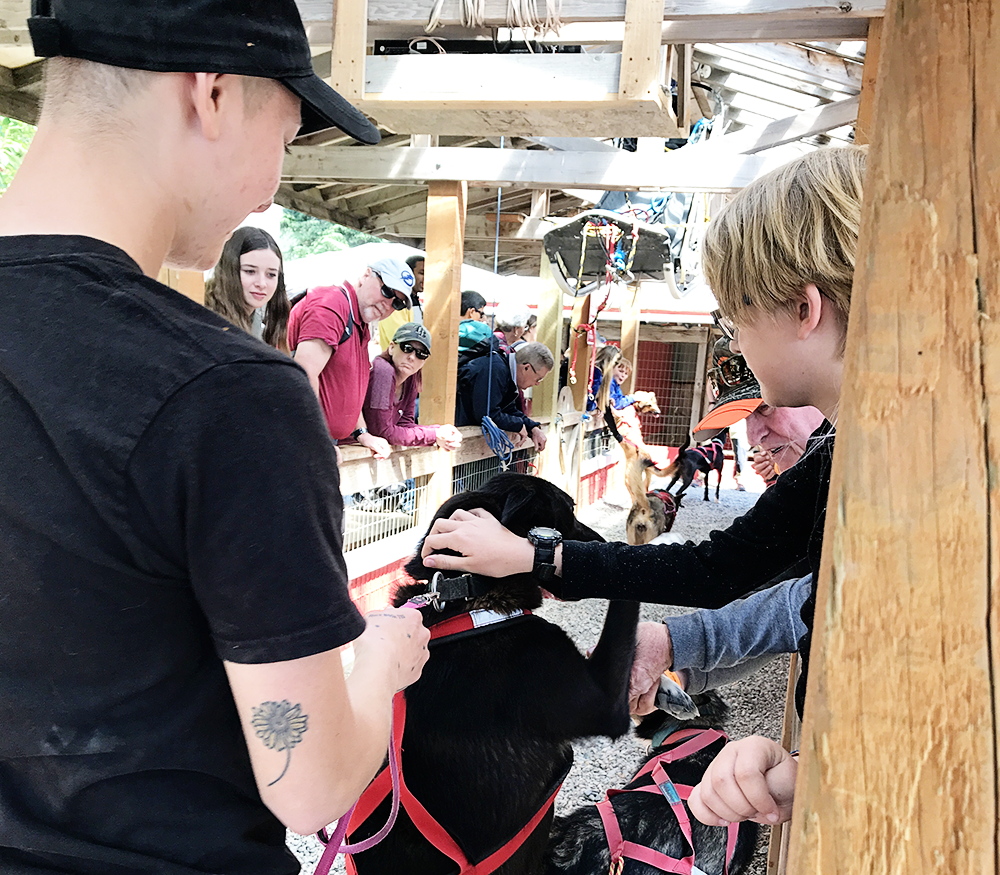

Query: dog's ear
<box><xmin>495</xmin><ymin>488</ymin><xmax>539</xmax><ymax>533</ymax></box>
<box><xmin>404</xmin><ymin>491</ymin><xmax>504</xmax><ymax>580</ymax></box>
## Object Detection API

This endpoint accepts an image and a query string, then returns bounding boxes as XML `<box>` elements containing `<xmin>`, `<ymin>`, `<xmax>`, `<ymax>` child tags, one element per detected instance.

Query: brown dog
<box><xmin>625</xmin><ymin>456</ymin><xmax>681</xmax><ymax>545</ymax></box>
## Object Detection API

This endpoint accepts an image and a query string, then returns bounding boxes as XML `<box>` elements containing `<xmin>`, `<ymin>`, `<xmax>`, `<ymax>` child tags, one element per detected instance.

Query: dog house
<box><xmin>2</xmin><ymin>0</ymin><xmax>997</xmax><ymax>871</ymax></box>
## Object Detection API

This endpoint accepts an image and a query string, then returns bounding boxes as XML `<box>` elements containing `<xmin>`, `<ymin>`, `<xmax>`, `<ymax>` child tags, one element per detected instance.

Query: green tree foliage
<box><xmin>279</xmin><ymin>208</ymin><xmax>380</xmax><ymax>258</ymax></box>
<box><xmin>0</xmin><ymin>116</ymin><xmax>34</xmax><ymax>193</ymax></box>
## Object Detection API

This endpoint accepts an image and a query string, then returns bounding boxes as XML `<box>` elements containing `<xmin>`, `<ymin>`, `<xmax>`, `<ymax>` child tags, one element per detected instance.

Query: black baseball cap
<box><xmin>27</xmin><ymin>0</ymin><xmax>380</xmax><ymax>145</ymax></box>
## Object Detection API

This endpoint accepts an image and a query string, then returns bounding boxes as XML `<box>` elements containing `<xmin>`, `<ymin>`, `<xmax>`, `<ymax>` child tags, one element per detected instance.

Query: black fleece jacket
<box><xmin>561</xmin><ymin>423</ymin><xmax>835</xmax><ymax>715</ymax></box>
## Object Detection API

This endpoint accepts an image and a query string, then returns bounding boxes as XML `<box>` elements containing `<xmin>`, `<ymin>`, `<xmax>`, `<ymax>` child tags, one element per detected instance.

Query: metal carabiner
<box><xmin>428</xmin><ymin>571</ymin><xmax>446</xmax><ymax>612</ymax></box>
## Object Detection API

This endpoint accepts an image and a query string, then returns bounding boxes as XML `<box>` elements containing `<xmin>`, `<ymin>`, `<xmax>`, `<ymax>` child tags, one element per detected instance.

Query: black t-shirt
<box><xmin>561</xmin><ymin>422</ymin><xmax>835</xmax><ymax>714</ymax></box>
<box><xmin>0</xmin><ymin>236</ymin><xmax>365</xmax><ymax>874</ymax></box>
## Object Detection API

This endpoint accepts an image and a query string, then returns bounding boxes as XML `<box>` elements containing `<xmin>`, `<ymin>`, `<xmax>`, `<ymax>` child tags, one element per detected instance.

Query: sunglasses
<box><xmin>376</xmin><ymin>274</ymin><xmax>408</xmax><ymax>311</ymax></box>
<box><xmin>398</xmin><ymin>341</ymin><xmax>430</xmax><ymax>360</ymax></box>
<box><xmin>711</xmin><ymin>309</ymin><xmax>739</xmax><ymax>343</ymax></box>
<box><xmin>707</xmin><ymin>354</ymin><xmax>755</xmax><ymax>392</ymax></box>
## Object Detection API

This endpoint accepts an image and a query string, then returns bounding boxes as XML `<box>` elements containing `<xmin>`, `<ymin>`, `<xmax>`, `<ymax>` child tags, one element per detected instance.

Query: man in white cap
<box><xmin>290</xmin><ymin>255</ymin><xmax>415</xmax><ymax>457</ymax></box>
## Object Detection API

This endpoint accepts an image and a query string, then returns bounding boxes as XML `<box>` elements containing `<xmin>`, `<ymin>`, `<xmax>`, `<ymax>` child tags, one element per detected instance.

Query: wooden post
<box><xmin>329</xmin><ymin>0</ymin><xmax>367</xmax><ymax>99</ymax></box>
<box><xmin>618</xmin><ymin>0</ymin><xmax>665</xmax><ymax>101</ymax></box>
<box><xmin>535</xmin><ymin>256</ymin><xmax>566</xmax><ymax>482</ymax></box>
<box><xmin>854</xmin><ymin>17</ymin><xmax>882</xmax><ymax>147</ymax></box>
<box><xmin>158</xmin><ymin>268</ymin><xmax>205</xmax><ymax>305</ymax></box>
<box><xmin>568</xmin><ymin>295</ymin><xmax>592</xmax><ymax>413</ymax></box>
<box><xmin>619</xmin><ymin>285</ymin><xmax>641</xmax><ymax>394</ymax></box>
<box><xmin>788</xmin><ymin>2</ymin><xmax>998</xmax><ymax>873</ymax></box>
<box><xmin>422</xmin><ymin>180</ymin><xmax>466</xmax><ymax>510</ymax></box>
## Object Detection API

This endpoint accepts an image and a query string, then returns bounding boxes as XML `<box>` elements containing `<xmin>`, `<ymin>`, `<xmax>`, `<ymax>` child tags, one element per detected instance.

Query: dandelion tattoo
<box><xmin>251</xmin><ymin>700</ymin><xmax>309</xmax><ymax>786</ymax></box>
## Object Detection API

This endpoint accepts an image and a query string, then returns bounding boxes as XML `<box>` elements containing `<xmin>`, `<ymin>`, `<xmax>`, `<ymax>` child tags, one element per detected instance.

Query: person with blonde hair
<box><xmin>0</xmin><ymin>1</ymin><xmax>429</xmax><ymax>869</ymax></box>
<box><xmin>205</xmin><ymin>225</ymin><xmax>291</xmax><ymax>353</ymax></box>
<box><xmin>418</xmin><ymin>145</ymin><xmax>867</xmax><ymax>828</ymax></box>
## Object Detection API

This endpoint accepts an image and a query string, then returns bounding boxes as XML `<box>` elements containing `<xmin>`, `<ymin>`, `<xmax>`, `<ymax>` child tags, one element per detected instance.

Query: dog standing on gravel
<box><xmin>625</xmin><ymin>456</ymin><xmax>683</xmax><ymax>546</ymax></box>
<box><xmin>662</xmin><ymin>429</ymin><xmax>729</xmax><ymax>504</ymax></box>
<box><xmin>546</xmin><ymin>692</ymin><xmax>759</xmax><ymax>875</ymax></box>
<box><xmin>342</xmin><ymin>473</ymin><xmax>640</xmax><ymax>875</ymax></box>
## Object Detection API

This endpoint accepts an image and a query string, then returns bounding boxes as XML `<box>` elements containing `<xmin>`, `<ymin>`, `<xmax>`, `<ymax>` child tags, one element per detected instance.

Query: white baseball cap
<box><xmin>368</xmin><ymin>257</ymin><xmax>415</xmax><ymax>295</ymax></box>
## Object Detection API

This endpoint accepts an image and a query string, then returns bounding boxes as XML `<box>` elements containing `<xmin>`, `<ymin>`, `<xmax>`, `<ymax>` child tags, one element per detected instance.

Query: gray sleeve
<box><xmin>665</xmin><ymin>574</ymin><xmax>811</xmax><ymax>694</ymax></box>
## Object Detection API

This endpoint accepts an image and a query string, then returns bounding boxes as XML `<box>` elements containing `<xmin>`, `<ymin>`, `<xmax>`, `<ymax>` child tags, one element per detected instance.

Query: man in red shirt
<box><xmin>289</xmin><ymin>256</ymin><xmax>414</xmax><ymax>457</ymax></box>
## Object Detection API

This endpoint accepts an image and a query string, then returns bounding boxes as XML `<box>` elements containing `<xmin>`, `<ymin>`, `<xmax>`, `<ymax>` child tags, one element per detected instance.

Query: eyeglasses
<box><xmin>707</xmin><ymin>354</ymin><xmax>755</xmax><ymax>392</ymax></box>
<box><xmin>711</xmin><ymin>309</ymin><xmax>739</xmax><ymax>343</ymax></box>
<box><xmin>398</xmin><ymin>342</ymin><xmax>430</xmax><ymax>360</ymax></box>
<box><xmin>376</xmin><ymin>274</ymin><xmax>408</xmax><ymax>311</ymax></box>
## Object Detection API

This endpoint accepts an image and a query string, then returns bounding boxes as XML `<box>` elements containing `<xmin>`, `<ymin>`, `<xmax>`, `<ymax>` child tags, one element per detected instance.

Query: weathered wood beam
<box><xmin>273</xmin><ymin>185</ymin><xmax>370</xmax><ymax>230</ymax></box>
<box><xmin>619</xmin><ymin>0</ymin><xmax>665</xmax><ymax>101</ymax></box>
<box><xmin>283</xmin><ymin>144</ymin><xmax>791</xmax><ymax>192</ymax></box>
<box><xmin>790</xmin><ymin>0</ymin><xmax>998</xmax><ymax>872</ymax></box>
<box><xmin>0</xmin><ymin>85</ymin><xmax>38</xmax><ymax>124</ymax></box>
<box><xmin>853</xmin><ymin>18</ymin><xmax>881</xmax><ymax>146</ymax></box>
<box><xmin>307</xmin><ymin>0</ymin><xmax>885</xmax><ymax>24</ymax></box>
<box><xmin>694</xmin><ymin>41</ymin><xmax>863</xmax><ymax>91</ymax></box>
<box><xmin>695</xmin><ymin>95</ymin><xmax>858</xmax><ymax>155</ymax></box>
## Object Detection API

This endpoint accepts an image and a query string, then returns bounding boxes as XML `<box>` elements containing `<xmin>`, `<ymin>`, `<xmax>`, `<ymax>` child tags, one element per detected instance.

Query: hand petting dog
<box><xmin>421</xmin><ymin>507</ymin><xmax>545</xmax><ymax>578</ymax></box>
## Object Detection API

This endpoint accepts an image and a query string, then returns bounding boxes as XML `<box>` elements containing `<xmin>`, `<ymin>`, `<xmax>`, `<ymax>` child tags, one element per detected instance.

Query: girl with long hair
<box><xmin>205</xmin><ymin>226</ymin><xmax>290</xmax><ymax>353</ymax></box>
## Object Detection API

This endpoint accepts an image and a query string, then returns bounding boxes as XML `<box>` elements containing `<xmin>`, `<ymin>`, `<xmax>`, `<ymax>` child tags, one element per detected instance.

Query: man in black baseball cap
<box><xmin>28</xmin><ymin>0</ymin><xmax>380</xmax><ymax>144</ymax></box>
<box><xmin>0</xmin><ymin>3</ymin><xmax>429</xmax><ymax>872</ymax></box>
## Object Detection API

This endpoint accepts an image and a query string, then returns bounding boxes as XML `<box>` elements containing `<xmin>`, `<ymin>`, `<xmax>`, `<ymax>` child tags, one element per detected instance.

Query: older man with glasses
<box><xmin>290</xmin><ymin>255</ymin><xmax>414</xmax><ymax>457</ymax></box>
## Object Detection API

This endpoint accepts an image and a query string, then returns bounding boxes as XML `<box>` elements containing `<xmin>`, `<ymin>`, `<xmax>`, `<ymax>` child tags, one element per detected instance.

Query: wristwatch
<box><xmin>350</xmin><ymin>427</ymin><xmax>368</xmax><ymax>440</ymax></box>
<box><xmin>527</xmin><ymin>526</ymin><xmax>562</xmax><ymax>581</ymax></box>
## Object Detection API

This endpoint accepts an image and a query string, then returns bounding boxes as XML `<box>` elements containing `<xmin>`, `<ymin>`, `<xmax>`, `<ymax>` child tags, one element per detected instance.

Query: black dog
<box><xmin>344</xmin><ymin>473</ymin><xmax>640</xmax><ymax>875</ymax></box>
<box><xmin>664</xmin><ymin>429</ymin><xmax>729</xmax><ymax>503</ymax></box>
<box><xmin>546</xmin><ymin>692</ymin><xmax>759</xmax><ymax>875</ymax></box>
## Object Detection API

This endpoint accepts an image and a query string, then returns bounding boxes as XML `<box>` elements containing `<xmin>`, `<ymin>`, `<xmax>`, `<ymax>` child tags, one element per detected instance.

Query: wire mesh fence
<box><xmin>342</xmin><ymin>475</ymin><xmax>432</xmax><ymax>553</ymax></box>
<box><xmin>582</xmin><ymin>425</ymin><xmax>613</xmax><ymax>460</ymax></box>
<box><xmin>452</xmin><ymin>448</ymin><xmax>539</xmax><ymax>494</ymax></box>
<box><xmin>634</xmin><ymin>340</ymin><xmax>700</xmax><ymax>446</ymax></box>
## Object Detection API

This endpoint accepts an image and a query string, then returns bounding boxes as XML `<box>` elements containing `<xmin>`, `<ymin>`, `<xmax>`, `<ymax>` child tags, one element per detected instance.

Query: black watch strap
<box><xmin>351</xmin><ymin>427</ymin><xmax>368</xmax><ymax>440</ymax></box>
<box><xmin>528</xmin><ymin>528</ymin><xmax>561</xmax><ymax>581</ymax></box>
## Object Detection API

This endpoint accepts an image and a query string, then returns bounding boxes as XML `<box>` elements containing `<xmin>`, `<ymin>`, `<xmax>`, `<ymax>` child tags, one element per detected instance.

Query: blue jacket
<box><xmin>455</xmin><ymin>352</ymin><xmax>540</xmax><ymax>433</ymax></box>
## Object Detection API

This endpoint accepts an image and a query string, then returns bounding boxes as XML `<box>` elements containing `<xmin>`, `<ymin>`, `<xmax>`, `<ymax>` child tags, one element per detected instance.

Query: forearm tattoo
<box><xmin>251</xmin><ymin>700</ymin><xmax>309</xmax><ymax>786</ymax></box>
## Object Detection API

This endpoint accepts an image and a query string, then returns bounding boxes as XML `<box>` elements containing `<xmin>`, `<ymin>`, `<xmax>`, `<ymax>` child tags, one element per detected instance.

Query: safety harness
<box><xmin>647</xmin><ymin>489</ymin><xmax>678</xmax><ymax>531</ymax></box>
<box><xmin>597</xmin><ymin>727</ymin><xmax>741</xmax><ymax>875</ymax></box>
<box><xmin>690</xmin><ymin>438</ymin><xmax>725</xmax><ymax>468</ymax></box>
<box><xmin>339</xmin><ymin>605</ymin><xmax>569</xmax><ymax>875</ymax></box>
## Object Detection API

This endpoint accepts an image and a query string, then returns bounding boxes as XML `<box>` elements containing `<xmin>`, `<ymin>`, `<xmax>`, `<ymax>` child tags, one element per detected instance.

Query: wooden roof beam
<box><xmin>300</xmin><ymin>0</ymin><xmax>884</xmax><ymax>43</ymax></box>
<box><xmin>283</xmin><ymin>143</ymin><xmax>794</xmax><ymax>192</ymax></box>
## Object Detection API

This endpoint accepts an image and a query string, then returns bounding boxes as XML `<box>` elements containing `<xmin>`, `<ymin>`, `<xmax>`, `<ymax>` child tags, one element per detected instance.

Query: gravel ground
<box><xmin>288</xmin><ymin>478</ymin><xmax>786</xmax><ymax>875</ymax></box>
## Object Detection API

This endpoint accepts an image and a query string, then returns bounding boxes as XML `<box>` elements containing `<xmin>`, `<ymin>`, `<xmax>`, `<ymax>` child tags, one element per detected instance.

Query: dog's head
<box><xmin>626</xmin><ymin>491</ymin><xmax>678</xmax><ymax>545</ymax></box>
<box><xmin>634</xmin><ymin>689</ymin><xmax>731</xmax><ymax>741</ymax></box>
<box><xmin>397</xmin><ymin>473</ymin><xmax>604</xmax><ymax>609</ymax></box>
<box><xmin>632</xmin><ymin>390</ymin><xmax>660</xmax><ymax>416</ymax></box>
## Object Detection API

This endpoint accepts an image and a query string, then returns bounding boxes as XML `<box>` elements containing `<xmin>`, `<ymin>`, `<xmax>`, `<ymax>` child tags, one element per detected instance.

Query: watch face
<box><xmin>529</xmin><ymin>526</ymin><xmax>562</xmax><ymax>543</ymax></box>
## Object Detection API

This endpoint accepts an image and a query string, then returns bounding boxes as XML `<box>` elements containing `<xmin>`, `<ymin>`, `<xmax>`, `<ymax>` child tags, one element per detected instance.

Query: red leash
<box><xmin>343</xmin><ymin>608</ymin><xmax>563</xmax><ymax>875</ymax></box>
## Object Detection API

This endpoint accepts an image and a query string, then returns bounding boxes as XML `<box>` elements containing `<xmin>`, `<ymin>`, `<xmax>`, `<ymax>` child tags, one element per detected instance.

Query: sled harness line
<box><xmin>597</xmin><ymin>727</ymin><xmax>740</xmax><ymax>875</ymax></box>
<box><xmin>690</xmin><ymin>438</ymin><xmax>725</xmax><ymax>467</ymax></box>
<box><xmin>343</xmin><ymin>607</ymin><xmax>568</xmax><ymax>875</ymax></box>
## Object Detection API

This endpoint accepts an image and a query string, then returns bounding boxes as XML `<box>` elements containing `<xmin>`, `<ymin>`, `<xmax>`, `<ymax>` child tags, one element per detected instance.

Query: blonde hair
<box><xmin>703</xmin><ymin>146</ymin><xmax>867</xmax><ymax>330</ymax></box>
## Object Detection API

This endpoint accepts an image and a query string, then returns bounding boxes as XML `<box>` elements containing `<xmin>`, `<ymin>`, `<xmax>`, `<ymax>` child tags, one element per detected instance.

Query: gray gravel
<box><xmin>288</xmin><ymin>481</ymin><xmax>786</xmax><ymax>875</ymax></box>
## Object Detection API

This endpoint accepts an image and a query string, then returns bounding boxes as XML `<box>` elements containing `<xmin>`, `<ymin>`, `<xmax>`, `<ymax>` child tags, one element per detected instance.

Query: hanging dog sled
<box><xmin>543</xmin><ymin>209</ymin><xmax>675</xmax><ymax>298</ymax></box>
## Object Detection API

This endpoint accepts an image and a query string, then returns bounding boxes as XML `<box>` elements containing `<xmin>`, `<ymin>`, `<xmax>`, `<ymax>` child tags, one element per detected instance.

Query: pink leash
<box><xmin>314</xmin><ymin>712</ymin><xmax>401</xmax><ymax>875</ymax></box>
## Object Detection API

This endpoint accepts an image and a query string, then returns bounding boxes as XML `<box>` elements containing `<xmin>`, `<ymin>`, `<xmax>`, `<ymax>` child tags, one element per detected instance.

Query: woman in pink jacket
<box><xmin>363</xmin><ymin>323</ymin><xmax>463</xmax><ymax>449</ymax></box>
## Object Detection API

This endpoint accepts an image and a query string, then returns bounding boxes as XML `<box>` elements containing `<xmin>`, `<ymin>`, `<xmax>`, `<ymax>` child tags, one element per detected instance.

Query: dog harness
<box><xmin>597</xmin><ymin>727</ymin><xmax>741</xmax><ymax>875</ymax></box>
<box><xmin>647</xmin><ymin>489</ymin><xmax>678</xmax><ymax>530</ymax></box>
<box><xmin>690</xmin><ymin>438</ymin><xmax>725</xmax><ymax>468</ymax></box>
<box><xmin>343</xmin><ymin>607</ymin><xmax>569</xmax><ymax>875</ymax></box>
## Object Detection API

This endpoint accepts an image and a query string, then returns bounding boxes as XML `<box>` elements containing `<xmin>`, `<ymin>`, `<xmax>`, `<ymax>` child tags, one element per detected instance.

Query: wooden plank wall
<box><xmin>789</xmin><ymin>1</ymin><xmax>999</xmax><ymax>872</ymax></box>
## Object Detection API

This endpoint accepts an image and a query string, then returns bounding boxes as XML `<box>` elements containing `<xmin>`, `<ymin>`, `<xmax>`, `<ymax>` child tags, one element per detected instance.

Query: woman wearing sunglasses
<box><xmin>363</xmin><ymin>323</ymin><xmax>463</xmax><ymax>450</ymax></box>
